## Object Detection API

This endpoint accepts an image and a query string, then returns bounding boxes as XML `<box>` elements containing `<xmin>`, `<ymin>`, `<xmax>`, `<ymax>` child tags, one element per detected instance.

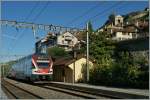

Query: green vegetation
<box><xmin>116</xmin><ymin>37</ymin><xmax>149</xmax><ymax>51</ymax></box>
<box><xmin>124</xmin><ymin>10</ymin><xmax>149</xmax><ymax>22</ymax></box>
<box><xmin>1</xmin><ymin>60</ymin><xmax>16</xmax><ymax>77</ymax></box>
<box><xmin>83</xmin><ymin>22</ymin><xmax>149</xmax><ymax>89</ymax></box>
<box><xmin>88</xmin><ymin>21</ymin><xmax>94</xmax><ymax>34</ymax></box>
<box><xmin>88</xmin><ymin>29</ymin><xmax>116</xmax><ymax>86</ymax></box>
<box><xmin>47</xmin><ymin>46</ymin><xmax>69</xmax><ymax>58</ymax></box>
<box><xmin>112</xmin><ymin>51</ymin><xmax>148</xmax><ymax>88</ymax></box>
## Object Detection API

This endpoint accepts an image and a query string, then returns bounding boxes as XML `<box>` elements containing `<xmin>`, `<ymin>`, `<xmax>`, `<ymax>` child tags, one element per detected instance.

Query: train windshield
<box><xmin>37</xmin><ymin>62</ymin><xmax>49</xmax><ymax>68</ymax></box>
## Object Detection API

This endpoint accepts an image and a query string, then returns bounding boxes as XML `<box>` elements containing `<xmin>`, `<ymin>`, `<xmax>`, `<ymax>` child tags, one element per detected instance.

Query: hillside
<box><xmin>98</xmin><ymin>8</ymin><xmax>149</xmax><ymax>30</ymax></box>
<box><xmin>124</xmin><ymin>8</ymin><xmax>149</xmax><ymax>22</ymax></box>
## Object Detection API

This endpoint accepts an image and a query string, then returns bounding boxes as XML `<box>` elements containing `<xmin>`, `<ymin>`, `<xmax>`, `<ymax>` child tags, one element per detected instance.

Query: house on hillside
<box><xmin>35</xmin><ymin>32</ymin><xmax>57</xmax><ymax>54</ymax></box>
<box><xmin>53</xmin><ymin>56</ymin><xmax>93</xmax><ymax>83</ymax></box>
<box><xmin>57</xmin><ymin>32</ymin><xmax>79</xmax><ymax>51</ymax></box>
<box><xmin>112</xmin><ymin>25</ymin><xmax>138</xmax><ymax>41</ymax></box>
<box><xmin>35</xmin><ymin>32</ymin><xmax>80</xmax><ymax>54</ymax></box>
<box><xmin>97</xmin><ymin>11</ymin><xmax>148</xmax><ymax>41</ymax></box>
<box><xmin>98</xmin><ymin>14</ymin><xmax>124</xmax><ymax>34</ymax></box>
<box><xmin>114</xmin><ymin>15</ymin><xmax>124</xmax><ymax>27</ymax></box>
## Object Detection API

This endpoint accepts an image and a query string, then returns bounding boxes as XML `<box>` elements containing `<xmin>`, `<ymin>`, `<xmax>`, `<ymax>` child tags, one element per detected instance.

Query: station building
<box><xmin>53</xmin><ymin>56</ymin><xmax>93</xmax><ymax>83</ymax></box>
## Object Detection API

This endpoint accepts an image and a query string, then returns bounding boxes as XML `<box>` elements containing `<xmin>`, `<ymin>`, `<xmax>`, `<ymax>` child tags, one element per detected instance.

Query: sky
<box><xmin>0</xmin><ymin>1</ymin><xmax>149</xmax><ymax>63</ymax></box>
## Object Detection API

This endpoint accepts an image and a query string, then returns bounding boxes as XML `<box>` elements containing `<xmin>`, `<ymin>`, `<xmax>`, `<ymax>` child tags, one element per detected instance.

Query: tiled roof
<box><xmin>53</xmin><ymin>57</ymin><xmax>75</xmax><ymax>66</ymax></box>
<box><xmin>53</xmin><ymin>54</ymin><xmax>94</xmax><ymax>66</ymax></box>
<box><xmin>123</xmin><ymin>25</ymin><xmax>139</xmax><ymax>33</ymax></box>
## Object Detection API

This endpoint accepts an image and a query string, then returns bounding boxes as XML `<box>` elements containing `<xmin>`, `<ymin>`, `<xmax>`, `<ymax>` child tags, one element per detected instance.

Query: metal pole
<box><xmin>72</xmin><ymin>48</ymin><xmax>75</xmax><ymax>84</ymax></box>
<box><xmin>3</xmin><ymin>65</ymin><xmax>4</xmax><ymax>78</ymax></box>
<box><xmin>73</xmin><ymin>48</ymin><xmax>76</xmax><ymax>84</ymax></box>
<box><xmin>1</xmin><ymin>64</ymin><xmax>3</xmax><ymax>78</ymax></box>
<box><xmin>86</xmin><ymin>22</ymin><xmax>89</xmax><ymax>82</ymax></box>
<box><xmin>73</xmin><ymin>61</ymin><xmax>75</xmax><ymax>84</ymax></box>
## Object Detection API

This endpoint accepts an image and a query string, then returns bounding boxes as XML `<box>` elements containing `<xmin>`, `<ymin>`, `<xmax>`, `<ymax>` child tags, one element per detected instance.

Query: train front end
<box><xmin>31</xmin><ymin>54</ymin><xmax>53</xmax><ymax>81</ymax></box>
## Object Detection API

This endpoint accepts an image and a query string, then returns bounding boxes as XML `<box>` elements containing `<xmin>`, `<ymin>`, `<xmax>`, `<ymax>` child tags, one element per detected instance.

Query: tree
<box><xmin>109</xmin><ymin>13</ymin><xmax>115</xmax><ymax>22</ymax></box>
<box><xmin>88</xmin><ymin>21</ymin><xmax>94</xmax><ymax>34</ymax></box>
<box><xmin>1</xmin><ymin>60</ymin><xmax>17</xmax><ymax>77</ymax></box>
<box><xmin>47</xmin><ymin>46</ymin><xmax>69</xmax><ymax>58</ymax></box>
<box><xmin>89</xmin><ymin>31</ymin><xmax>115</xmax><ymax>65</ymax></box>
<box><xmin>89</xmin><ymin>31</ymin><xmax>115</xmax><ymax>85</ymax></box>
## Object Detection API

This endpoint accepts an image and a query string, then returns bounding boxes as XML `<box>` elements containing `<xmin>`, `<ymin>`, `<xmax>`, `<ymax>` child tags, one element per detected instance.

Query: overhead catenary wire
<box><xmin>13</xmin><ymin>1</ymin><xmax>40</xmax><ymax>37</ymax></box>
<box><xmin>6</xmin><ymin>1</ymin><xmax>124</xmax><ymax>55</ymax></box>
<box><xmin>77</xmin><ymin>1</ymin><xmax>123</xmax><ymax>27</ymax></box>
<box><xmin>11</xmin><ymin>1</ymin><xmax>50</xmax><ymax>47</ymax></box>
<box><xmin>24</xmin><ymin>1</ymin><xmax>41</xmax><ymax>22</ymax></box>
<box><xmin>32</xmin><ymin>1</ymin><xmax>50</xmax><ymax>22</ymax></box>
<box><xmin>1</xmin><ymin>20</ymin><xmax>83</xmax><ymax>33</ymax></box>
<box><xmin>5</xmin><ymin>1</ymin><xmax>83</xmax><ymax>54</ymax></box>
<box><xmin>91</xmin><ymin>1</ymin><xmax>129</xmax><ymax>25</ymax></box>
<box><xmin>0</xmin><ymin>55</ymin><xmax>26</xmax><ymax>57</ymax></box>
<box><xmin>65</xmin><ymin>1</ymin><xmax>105</xmax><ymax>26</ymax></box>
<box><xmin>91</xmin><ymin>1</ymin><xmax>125</xmax><ymax>22</ymax></box>
<box><xmin>9</xmin><ymin>1</ymin><xmax>40</xmax><ymax>53</ymax></box>
<box><xmin>0</xmin><ymin>55</ymin><xmax>25</xmax><ymax>63</ymax></box>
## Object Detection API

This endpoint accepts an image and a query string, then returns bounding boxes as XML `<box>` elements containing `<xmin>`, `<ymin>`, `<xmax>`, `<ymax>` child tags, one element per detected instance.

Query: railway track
<box><xmin>3</xmin><ymin>79</ymin><xmax>112</xmax><ymax>99</ymax></box>
<box><xmin>35</xmin><ymin>83</ymin><xmax>114</xmax><ymax>99</ymax></box>
<box><xmin>3</xmin><ymin>78</ymin><xmax>148</xmax><ymax>99</ymax></box>
<box><xmin>1</xmin><ymin>80</ymin><xmax>43</xmax><ymax>99</ymax></box>
<box><xmin>47</xmin><ymin>84</ymin><xmax>119</xmax><ymax>99</ymax></box>
<box><xmin>34</xmin><ymin>82</ymin><xmax>148</xmax><ymax>99</ymax></box>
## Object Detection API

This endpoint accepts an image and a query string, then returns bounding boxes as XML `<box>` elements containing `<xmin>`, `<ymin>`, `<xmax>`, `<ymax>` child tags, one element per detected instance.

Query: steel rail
<box><xmin>2</xmin><ymin>80</ymin><xmax>44</xmax><ymax>99</ymax></box>
<box><xmin>44</xmin><ymin>83</ymin><xmax>119</xmax><ymax>99</ymax></box>
<box><xmin>1</xmin><ymin>84</ymin><xmax>19</xmax><ymax>99</ymax></box>
<box><xmin>33</xmin><ymin>83</ymin><xmax>112</xmax><ymax>99</ymax></box>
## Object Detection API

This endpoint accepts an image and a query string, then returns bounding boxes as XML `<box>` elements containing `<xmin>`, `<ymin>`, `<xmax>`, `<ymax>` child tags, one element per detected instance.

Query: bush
<box><xmin>85</xmin><ymin>22</ymin><xmax>148</xmax><ymax>88</ymax></box>
<box><xmin>47</xmin><ymin>46</ymin><xmax>69</xmax><ymax>58</ymax></box>
<box><xmin>89</xmin><ymin>51</ymin><xmax>149</xmax><ymax>88</ymax></box>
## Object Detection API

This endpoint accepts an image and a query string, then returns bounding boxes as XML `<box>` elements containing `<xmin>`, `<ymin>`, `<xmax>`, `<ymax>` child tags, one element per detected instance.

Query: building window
<box><xmin>122</xmin><ymin>33</ymin><xmax>126</xmax><ymax>35</ymax></box>
<box><xmin>62</xmin><ymin>40</ymin><xmax>64</xmax><ymax>44</ymax></box>
<box><xmin>118</xmin><ymin>19</ymin><xmax>121</xmax><ymax>23</ymax></box>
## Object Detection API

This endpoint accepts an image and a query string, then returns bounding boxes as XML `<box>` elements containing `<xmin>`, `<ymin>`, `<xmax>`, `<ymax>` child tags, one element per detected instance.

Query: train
<box><xmin>7</xmin><ymin>54</ymin><xmax>53</xmax><ymax>81</ymax></box>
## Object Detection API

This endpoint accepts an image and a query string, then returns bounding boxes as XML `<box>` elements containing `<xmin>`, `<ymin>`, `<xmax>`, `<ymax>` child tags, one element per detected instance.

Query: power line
<box><xmin>77</xmin><ymin>1</ymin><xmax>123</xmax><ymax>26</ymax></box>
<box><xmin>92</xmin><ymin>1</ymin><xmax>128</xmax><ymax>23</ymax></box>
<box><xmin>2</xmin><ymin>34</ymin><xmax>17</xmax><ymax>40</ymax></box>
<box><xmin>24</xmin><ymin>1</ymin><xmax>40</xmax><ymax>22</ymax></box>
<box><xmin>32</xmin><ymin>1</ymin><xmax>50</xmax><ymax>22</ymax></box>
<box><xmin>11</xmin><ymin>1</ymin><xmax>49</xmax><ymax>49</ymax></box>
<box><xmin>0</xmin><ymin>55</ymin><xmax>26</xmax><ymax>57</ymax></box>
<box><xmin>65</xmin><ymin>1</ymin><xmax>105</xmax><ymax>26</ymax></box>
<box><xmin>1</xmin><ymin>20</ymin><xmax>83</xmax><ymax>32</ymax></box>
<box><xmin>0</xmin><ymin>55</ymin><xmax>26</xmax><ymax>63</ymax></box>
<box><xmin>9</xmin><ymin>2</ymin><xmax>40</xmax><ymax>53</ymax></box>
<box><xmin>14</xmin><ymin>1</ymin><xmax>40</xmax><ymax>37</ymax></box>
<box><xmin>91</xmin><ymin>1</ymin><xmax>124</xmax><ymax>22</ymax></box>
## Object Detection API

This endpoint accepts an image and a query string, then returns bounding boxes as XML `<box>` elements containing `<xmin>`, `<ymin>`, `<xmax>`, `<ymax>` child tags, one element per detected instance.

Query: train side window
<box><xmin>31</xmin><ymin>62</ymin><xmax>35</xmax><ymax>69</ymax></box>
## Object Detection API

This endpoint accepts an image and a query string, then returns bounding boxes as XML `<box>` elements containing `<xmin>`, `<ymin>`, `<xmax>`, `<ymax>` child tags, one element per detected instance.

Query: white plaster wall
<box><xmin>57</xmin><ymin>32</ymin><xmax>78</xmax><ymax>46</ymax></box>
<box><xmin>115</xmin><ymin>32</ymin><xmax>133</xmax><ymax>40</ymax></box>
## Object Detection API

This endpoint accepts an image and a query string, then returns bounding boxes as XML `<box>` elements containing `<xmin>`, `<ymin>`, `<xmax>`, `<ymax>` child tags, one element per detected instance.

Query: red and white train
<box><xmin>8</xmin><ymin>54</ymin><xmax>53</xmax><ymax>81</ymax></box>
